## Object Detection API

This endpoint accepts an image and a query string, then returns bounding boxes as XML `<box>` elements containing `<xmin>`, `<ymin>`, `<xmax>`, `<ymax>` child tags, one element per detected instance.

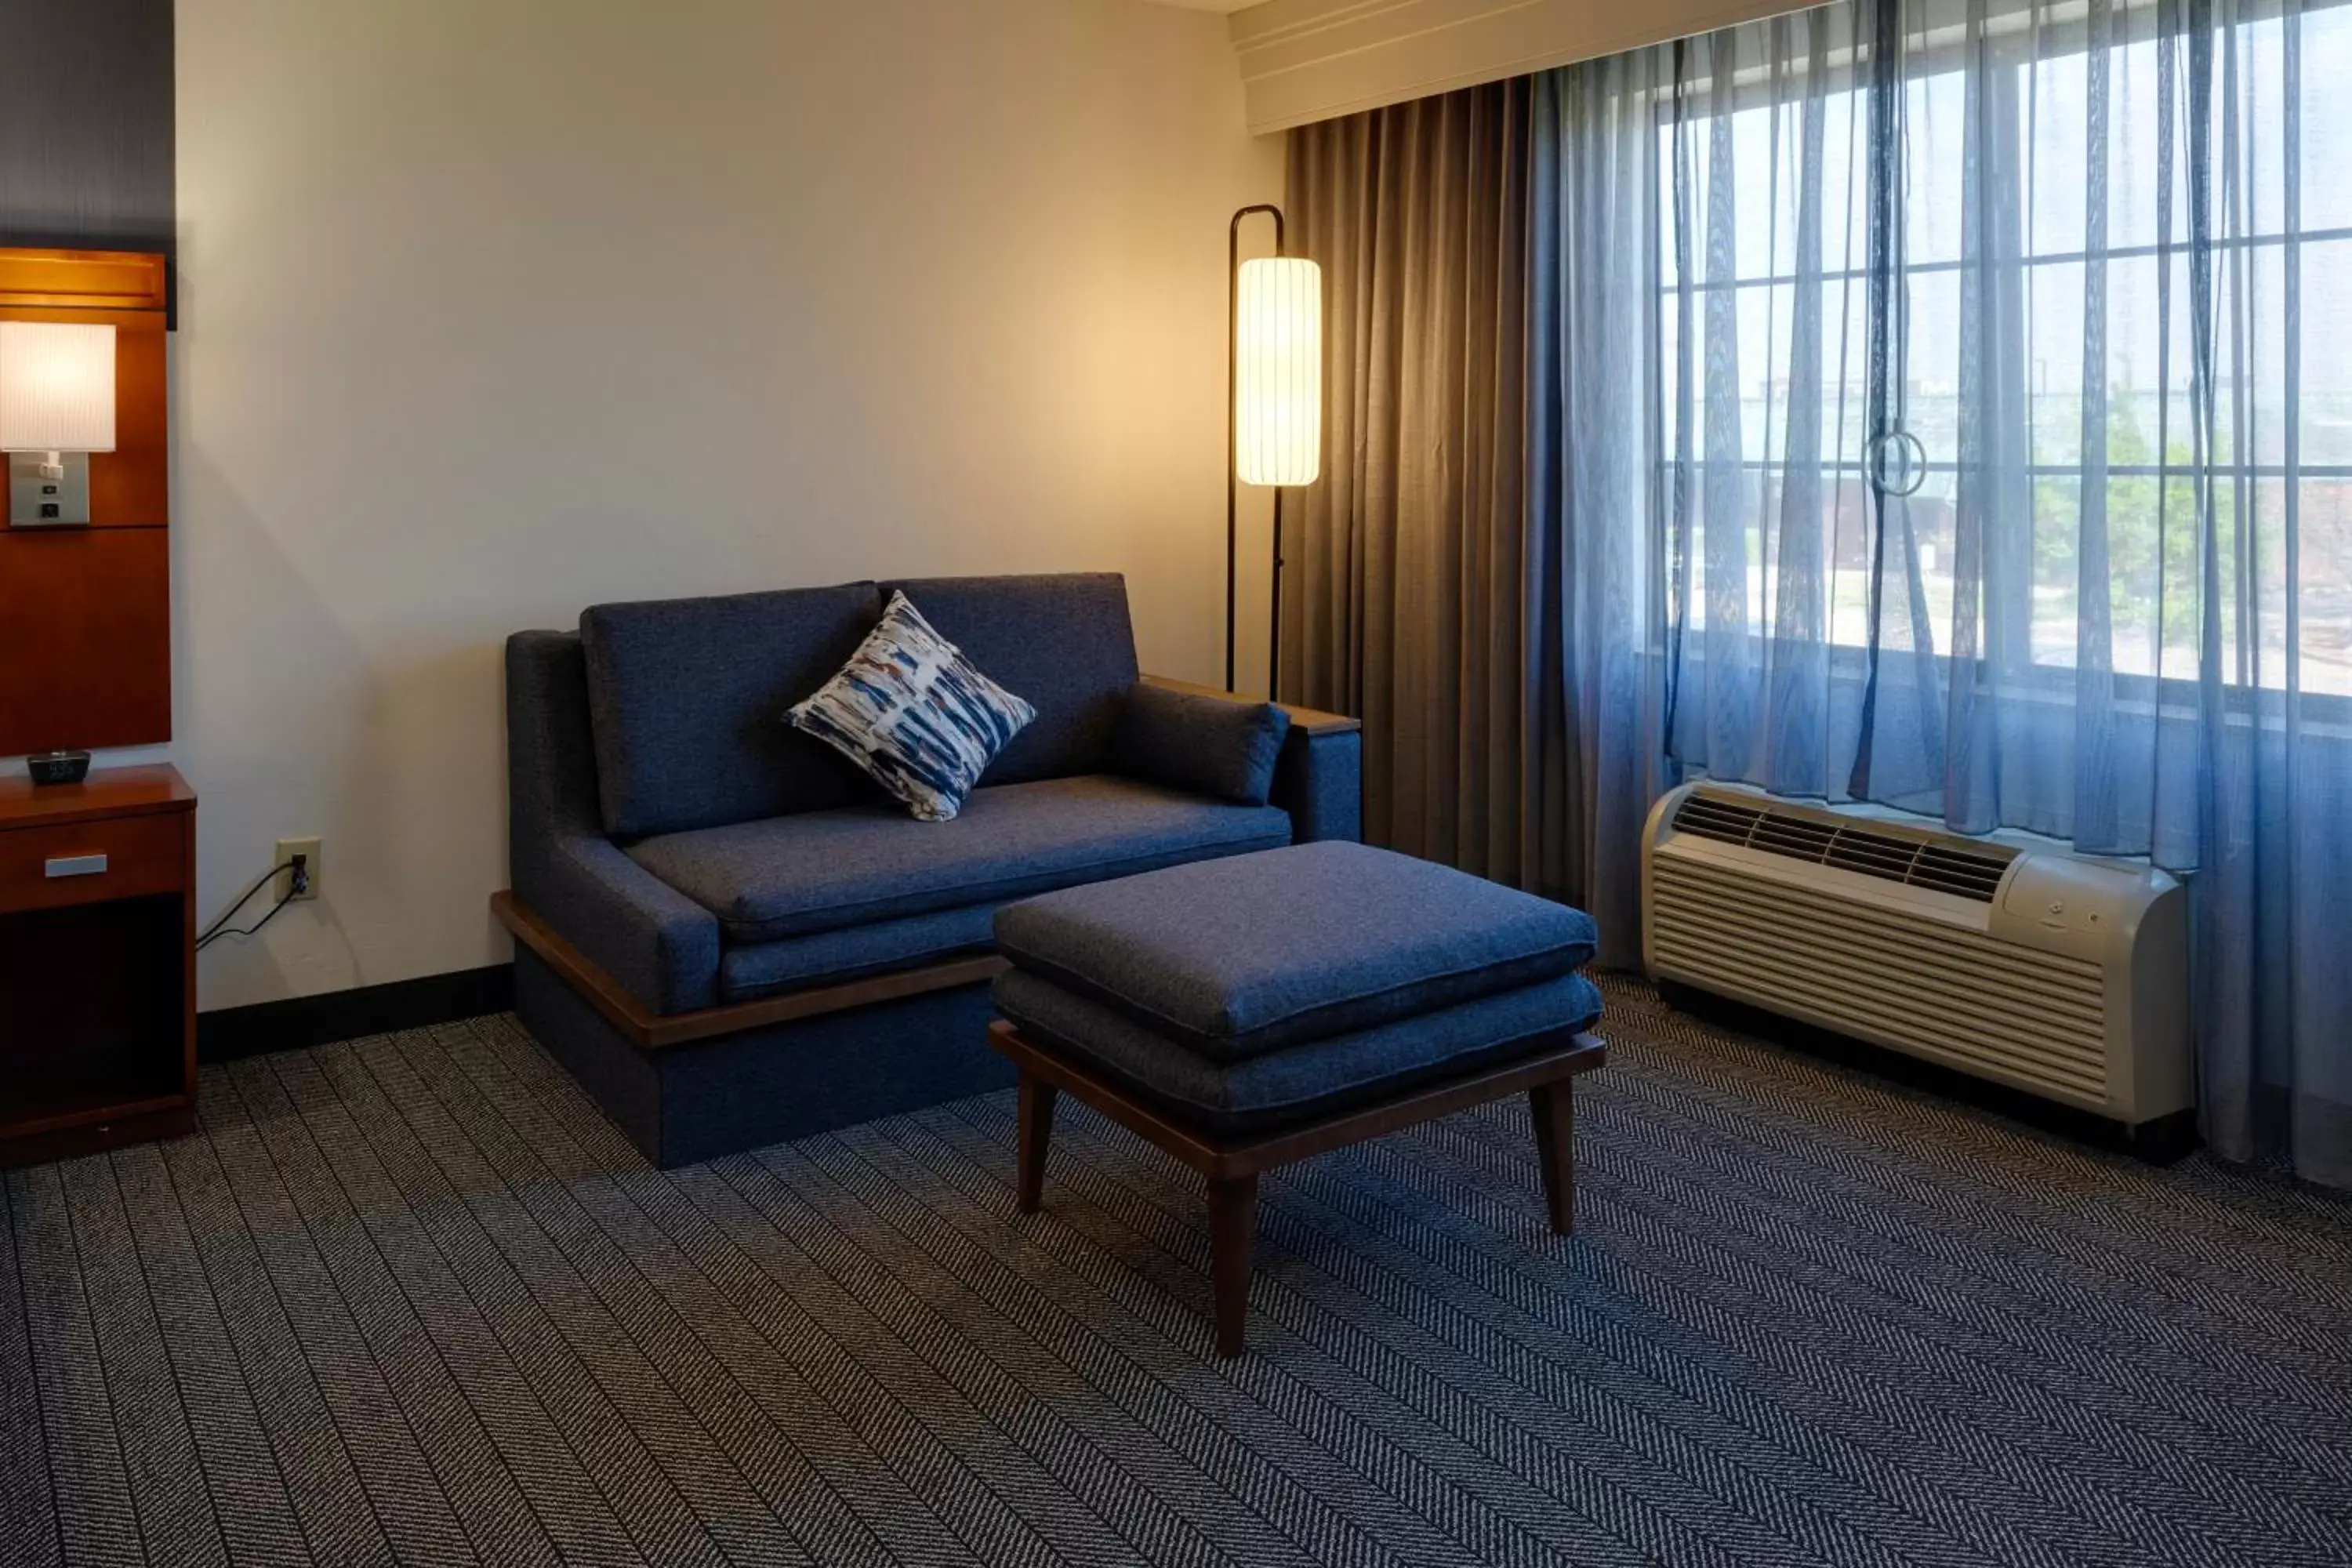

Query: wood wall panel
<box><xmin>0</xmin><ymin>527</ymin><xmax>171</xmax><ymax>754</ymax></box>
<box><xmin>0</xmin><ymin>249</ymin><xmax>165</xmax><ymax>311</ymax></box>
<box><xmin>0</xmin><ymin>245</ymin><xmax>173</xmax><ymax>750</ymax></box>
<box><xmin>91</xmin><ymin>321</ymin><xmax>169</xmax><ymax>526</ymax></box>
<box><xmin>0</xmin><ymin>253</ymin><xmax>171</xmax><ymax>529</ymax></box>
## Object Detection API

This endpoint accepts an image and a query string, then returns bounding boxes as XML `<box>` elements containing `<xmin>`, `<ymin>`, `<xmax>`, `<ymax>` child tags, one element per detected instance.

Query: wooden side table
<box><xmin>0</xmin><ymin>764</ymin><xmax>196</xmax><ymax>1168</ymax></box>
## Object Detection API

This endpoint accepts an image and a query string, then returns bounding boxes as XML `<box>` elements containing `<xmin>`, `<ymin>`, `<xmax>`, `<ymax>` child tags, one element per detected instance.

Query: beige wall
<box><xmin>152</xmin><ymin>0</ymin><xmax>1279</xmax><ymax>1011</ymax></box>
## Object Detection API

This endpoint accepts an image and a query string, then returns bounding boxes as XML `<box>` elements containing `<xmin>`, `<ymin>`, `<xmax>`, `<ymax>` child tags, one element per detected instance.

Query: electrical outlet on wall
<box><xmin>275</xmin><ymin>837</ymin><xmax>321</xmax><ymax>902</ymax></box>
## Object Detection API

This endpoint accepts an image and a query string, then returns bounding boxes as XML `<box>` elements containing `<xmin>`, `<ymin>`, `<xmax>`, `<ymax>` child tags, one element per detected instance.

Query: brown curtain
<box><xmin>1283</xmin><ymin>82</ymin><xmax>1536</xmax><ymax>884</ymax></box>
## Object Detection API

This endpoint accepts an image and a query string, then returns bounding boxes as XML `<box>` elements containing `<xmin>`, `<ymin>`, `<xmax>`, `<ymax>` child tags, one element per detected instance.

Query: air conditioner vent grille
<box><xmin>1670</xmin><ymin>789</ymin><xmax>2018</xmax><ymax>904</ymax></box>
<box><xmin>1911</xmin><ymin>844</ymin><xmax>2014</xmax><ymax>901</ymax></box>
<box><xmin>1671</xmin><ymin>795</ymin><xmax>1767</xmax><ymax>845</ymax></box>
<box><xmin>1750</xmin><ymin>816</ymin><xmax>1839</xmax><ymax>860</ymax></box>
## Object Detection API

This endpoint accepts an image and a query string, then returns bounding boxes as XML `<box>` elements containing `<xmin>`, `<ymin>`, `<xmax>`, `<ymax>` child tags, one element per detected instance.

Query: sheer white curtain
<box><xmin>1535</xmin><ymin>0</ymin><xmax>2352</xmax><ymax>1185</ymax></box>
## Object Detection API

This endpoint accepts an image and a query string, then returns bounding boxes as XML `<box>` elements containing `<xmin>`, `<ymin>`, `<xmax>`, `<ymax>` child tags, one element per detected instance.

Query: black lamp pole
<box><xmin>1228</xmin><ymin>202</ymin><xmax>1287</xmax><ymax>700</ymax></box>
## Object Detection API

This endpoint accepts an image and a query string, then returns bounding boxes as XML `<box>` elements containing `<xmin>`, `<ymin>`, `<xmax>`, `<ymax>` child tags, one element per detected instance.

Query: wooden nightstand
<box><xmin>0</xmin><ymin>764</ymin><xmax>196</xmax><ymax>1168</ymax></box>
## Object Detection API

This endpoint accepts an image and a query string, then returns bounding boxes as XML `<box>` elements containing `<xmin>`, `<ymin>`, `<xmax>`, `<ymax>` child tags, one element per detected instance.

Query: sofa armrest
<box><xmin>528</xmin><ymin>832</ymin><xmax>721</xmax><ymax>1015</ymax></box>
<box><xmin>1142</xmin><ymin>676</ymin><xmax>1363</xmax><ymax>844</ymax></box>
<box><xmin>507</xmin><ymin>630</ymin><xmax>721</xmax><ymax>1014</ymax></box>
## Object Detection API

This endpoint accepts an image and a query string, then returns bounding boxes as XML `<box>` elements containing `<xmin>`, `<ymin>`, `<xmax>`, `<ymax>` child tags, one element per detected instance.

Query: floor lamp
<box><xmin>1226</xmin><ymin>205</ymin><xmax>1322</xmax><ymax>699</ymax></box>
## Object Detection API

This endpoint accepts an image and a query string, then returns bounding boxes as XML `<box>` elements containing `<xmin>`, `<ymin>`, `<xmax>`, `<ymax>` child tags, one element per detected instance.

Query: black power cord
<box><xmin>196</xmin><ymin>855</ymin><xmax>309</xmax><ymax>951</ymax></box>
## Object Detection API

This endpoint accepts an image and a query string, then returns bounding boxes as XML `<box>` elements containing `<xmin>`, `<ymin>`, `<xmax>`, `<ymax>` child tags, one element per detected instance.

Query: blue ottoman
<box><xmin>989</xmin><ymin>840</ymin><xmax>1606</xmax><ymax>1356</ymax></box>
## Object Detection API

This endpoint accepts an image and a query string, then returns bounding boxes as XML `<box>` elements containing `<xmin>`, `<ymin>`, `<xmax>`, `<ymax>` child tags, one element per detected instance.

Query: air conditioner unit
<box><xmin>1642</xmin><ymin>782</ymin><xmax>2191</xmax><ymax>1139</ymax></box>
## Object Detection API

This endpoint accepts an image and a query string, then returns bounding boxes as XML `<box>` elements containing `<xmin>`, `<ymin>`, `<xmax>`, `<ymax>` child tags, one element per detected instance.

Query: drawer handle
<box><xmin>45</xmin><ymin>853</ymin><xmax>110</xmax><ymax>880</ymax></box>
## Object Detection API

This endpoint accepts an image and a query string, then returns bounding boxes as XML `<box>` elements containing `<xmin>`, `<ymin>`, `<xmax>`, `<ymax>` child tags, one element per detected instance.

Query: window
<box><xmin>1654</xmin><ymin>1</ymin><xmax>2352</xmax><ymax>697</ymax></box>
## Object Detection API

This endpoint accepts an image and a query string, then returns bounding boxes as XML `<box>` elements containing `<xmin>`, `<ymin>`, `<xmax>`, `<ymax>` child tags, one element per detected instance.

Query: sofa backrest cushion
<box><xmin>879</xmin><ymin>573</ymin><xmax>1138</xmax><ymax>786</ymax></box>
<box><xmin>580</xmin><ymin>582</ymin><xmax>885</xmax><ymax>837</ymax></box>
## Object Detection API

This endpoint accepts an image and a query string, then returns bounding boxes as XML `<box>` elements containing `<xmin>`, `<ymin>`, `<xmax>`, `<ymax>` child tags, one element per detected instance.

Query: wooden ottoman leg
<box><xmin>1016</xmin><ymin>1071</ymin><xmax>1058</xmax><ymax>1214</ymax></box>
<box><xmin>1529</xmin><ymin>1080</ymin><xmax>1576</xmax><ymax>1236</ymax></box>
<box><xmin>1207</xmin><ymin>1173</ymin><xmax>1259</xmax><ymax>1357</ymax></box>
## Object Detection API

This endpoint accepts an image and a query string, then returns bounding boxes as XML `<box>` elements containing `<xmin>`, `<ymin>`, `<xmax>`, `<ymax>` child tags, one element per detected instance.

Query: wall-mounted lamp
<box><xmin>1227</xmin><ymin>206</ymin><xmax>1322</xmax><ymax>698</ymax></box>
<box><xmin>0</xmin><ymin>319</ymin><xmax>118</xmax><ymax>528</ymax></box>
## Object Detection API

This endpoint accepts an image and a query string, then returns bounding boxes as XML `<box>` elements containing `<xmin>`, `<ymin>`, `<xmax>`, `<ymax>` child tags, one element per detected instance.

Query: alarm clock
<box><xmin>27</xmin><ymin>750</ymin><xmax>92</xmax><ymax>786</ymax></box>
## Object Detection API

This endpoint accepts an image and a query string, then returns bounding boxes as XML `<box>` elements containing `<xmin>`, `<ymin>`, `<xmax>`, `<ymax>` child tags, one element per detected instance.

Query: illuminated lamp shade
<box><xmin>1233</xmin><ymin>256</ymin><xmax>1321</xmax><ymax>487</ymax></box>
<box><xmin>0</xmin><ymin>321</ymin><xmax>117</xmax><ymax>455</ymax></box>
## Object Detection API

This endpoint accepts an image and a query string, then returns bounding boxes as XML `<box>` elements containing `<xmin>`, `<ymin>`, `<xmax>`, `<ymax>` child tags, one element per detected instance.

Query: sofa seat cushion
<box><xmin>719</xmin><ymin>904</ymin><xmax>1000</xmax><ymax>1002</ymax></box>
<box><xmin>993</xmin><ymin>967</ymin><xmax>1605</xmax><ymax>1134</ymax></box>
<box><xmin>627</xmin><ymin>774</ymin><xmax>1293</xmax><ymax>946</ymax></box>
<box><xmin>993</xmin><ymin>840</ymin><xmax>1600</xmax><ymax>1064</ymax></box>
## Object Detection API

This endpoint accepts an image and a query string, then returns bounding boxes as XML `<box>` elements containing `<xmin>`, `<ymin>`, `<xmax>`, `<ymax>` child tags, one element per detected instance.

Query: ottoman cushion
<box><xmin>993</xmin><ymin>840</ymin><xmax>1598</xmax><ymax>1063</ymax></box>
<box><xmin>993</xmin><ymin>968</ymin><xmax>1604</xmax><ymax>1134</ymax></box>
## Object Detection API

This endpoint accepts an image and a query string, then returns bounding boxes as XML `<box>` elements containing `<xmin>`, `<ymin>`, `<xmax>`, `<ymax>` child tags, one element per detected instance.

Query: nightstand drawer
<box><xmin>0</xmin><ymin>814</ymin><xmax>184</xmax><ymax>915</ymax></box>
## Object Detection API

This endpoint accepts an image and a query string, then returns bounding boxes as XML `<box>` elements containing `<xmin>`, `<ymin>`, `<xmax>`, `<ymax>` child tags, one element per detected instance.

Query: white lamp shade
<box><xmin>1235</xmin><ymin>256</ymin><xmax>1321</xmax><ymax>487</ymax></box>
<box><xmin>0</xmin><ymin>321</ymin><xmax>117</xmax><ymax>454</ymax></box>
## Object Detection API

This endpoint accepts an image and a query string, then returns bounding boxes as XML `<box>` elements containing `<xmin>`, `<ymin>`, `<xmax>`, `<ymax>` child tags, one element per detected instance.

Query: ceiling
<box><xmin>1132</xmin><ymin>0</ymin><xmax>1259</xmax><ymax>12</ymax></box>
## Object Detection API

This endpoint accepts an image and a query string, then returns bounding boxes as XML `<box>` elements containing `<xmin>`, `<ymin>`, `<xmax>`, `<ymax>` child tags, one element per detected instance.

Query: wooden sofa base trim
<box><xmin>491</xmin><ymin>890</ymin><xmax>1009</xmax><ymax>1051</ymax></box>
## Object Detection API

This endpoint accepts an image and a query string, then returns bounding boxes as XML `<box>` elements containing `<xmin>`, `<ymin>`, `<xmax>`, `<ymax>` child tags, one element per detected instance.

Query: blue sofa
<box><xmin>499</xmin><ymin>572</ymin><xmax>1363</xmax><ymax>1167</ymax></box>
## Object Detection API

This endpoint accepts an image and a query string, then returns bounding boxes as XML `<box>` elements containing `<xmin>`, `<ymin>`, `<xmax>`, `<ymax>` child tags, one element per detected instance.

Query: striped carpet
<box><xmin>5</xmin><ymin>977</ymin><xmax>2349</xmax><ymax>1568</ymax></box>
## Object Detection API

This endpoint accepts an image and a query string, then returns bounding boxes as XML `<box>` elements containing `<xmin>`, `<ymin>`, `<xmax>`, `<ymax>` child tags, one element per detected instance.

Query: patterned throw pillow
<box><xmin>787</xmin><ymin>591</ymin><xmax>1036</xmax><ymax>822</ymax></box>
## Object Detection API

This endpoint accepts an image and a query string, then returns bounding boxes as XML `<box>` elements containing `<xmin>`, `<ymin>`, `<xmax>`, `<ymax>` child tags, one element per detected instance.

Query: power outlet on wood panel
<box><xmin>275</xmin><ymin>838</ymin><xmax>321</xmax><ymax>902</ymax></box>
